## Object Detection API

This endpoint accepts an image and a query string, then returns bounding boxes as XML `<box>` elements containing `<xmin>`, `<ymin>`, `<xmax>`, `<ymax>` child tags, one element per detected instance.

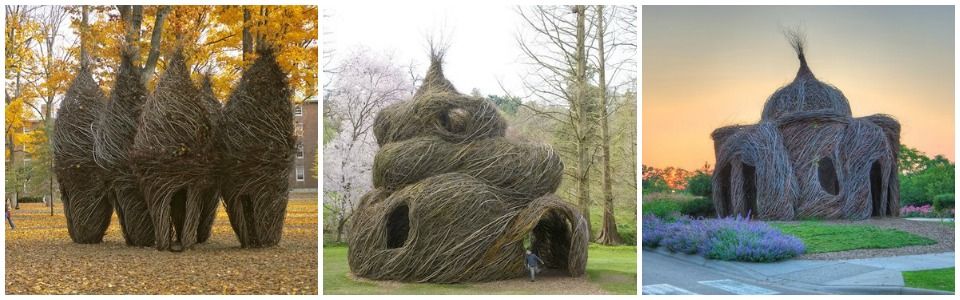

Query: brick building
<box><xmin>289</xmin><ymin>96</ymin><xmax>318</xmax><ymax>192</ymax></box>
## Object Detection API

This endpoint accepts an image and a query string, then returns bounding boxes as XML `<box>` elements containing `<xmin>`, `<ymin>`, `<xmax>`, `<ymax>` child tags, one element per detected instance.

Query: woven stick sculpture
<box><xmin>217</xmin><ymin>47</ymin><xmax>296</xmax><ymax>248</ymax></box>
<box><xmin>131</xmin><ymin>50</ymin><xmax>219</xmax><ymax>251</ymax></box>
<box><xmin>348</xmin><ymin>52</ymin><xmax>588</xmax><ymax>283</ymax></box>
<box><xmin>53</xmin><ymin>67</ymin><xmax>112</xmax><ymax>244</ymax></box>
<box><xmin>94</xmin><ymin>52</ymin><xmax>155</xmax><ymax>246</ymax></box>
<box><xmin>711</xmin><ymin>32</ymin><xmax>900</xmax><ymax>220</ymax></box>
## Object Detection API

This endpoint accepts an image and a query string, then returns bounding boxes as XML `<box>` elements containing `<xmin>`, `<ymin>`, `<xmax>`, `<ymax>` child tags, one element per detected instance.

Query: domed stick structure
<box><xmin>217</xmin><ymin>47</ymin><xmax>296</xmax><ymax>248</ymax></box>
<box><xmin>53</xmin><ymin>67</ymin><xmax>112</xmax><ymax>244</ymax></box>
<box><xmin>131</xmin><ymin>49</ymin><xmax>219</xmax><ymax>251</ymax></box>
<box><xmin>348</xmin><ymin>51</ymin><xmax>587</xmax><ymax>283</ymax></box>
<box><xmin>711</xmin><ymin>32</ymin><xmax>900</xmax><ymax>220</ymax></box>
<box><xmin>94</xmin><ymin>52</ymin><xmax>155</xmax><ymax>246</ymax></box>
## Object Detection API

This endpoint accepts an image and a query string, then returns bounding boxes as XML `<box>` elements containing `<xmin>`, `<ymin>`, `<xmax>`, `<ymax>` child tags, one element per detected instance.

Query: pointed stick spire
<box><xmin>785</xmin><ymin>29</ymin><xmax>813</xmax><ymax>79</ymax></box>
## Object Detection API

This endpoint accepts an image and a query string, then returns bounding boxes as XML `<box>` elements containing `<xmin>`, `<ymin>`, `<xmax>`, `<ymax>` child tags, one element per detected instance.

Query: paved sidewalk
<box><xmin>646</xmin><ymin>248</ymin><xmax>954</xmax><ymax>294</ymax></box>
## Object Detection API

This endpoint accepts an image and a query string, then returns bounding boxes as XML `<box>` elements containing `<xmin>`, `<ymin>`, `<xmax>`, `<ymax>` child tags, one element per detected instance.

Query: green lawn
<box><xmin>323</xmin><ymin>244</ymin><xmax>636</xmax><ymax>294</ymax></box>
<box><xmin>772</xmin><ymin>222</ymin><xmax>936</xmax><ymax>253</ymax></box>
<box><xmin>903</xmin><ymin>267</ymin><xmax>955</xmax><ymax>292</ymax></box>
<box><xmin>585</xmin><ymin>244</ymin><xmax>637</xmax><ymax>294</ymax></box>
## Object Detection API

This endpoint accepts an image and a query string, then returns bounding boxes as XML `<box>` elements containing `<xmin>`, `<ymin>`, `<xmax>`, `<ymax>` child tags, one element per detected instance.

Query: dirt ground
<box><xmin>346</xmin><ymin>268</ymin><xmax>608</xmax><ymax>294</ymax></box>
<box><xmin>5</xmin><ymin>195</ymin><xmax>318</xmax><ymax>295</ymax></box>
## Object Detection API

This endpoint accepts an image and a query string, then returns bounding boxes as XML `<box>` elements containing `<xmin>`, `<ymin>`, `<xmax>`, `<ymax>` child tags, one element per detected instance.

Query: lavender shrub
<box><xmin>641</xmin><ymin>214</ymin><xmax>805</xmax><ymax>262</ymax></box>
<box><xmin>641</xmin><ymin>214</ymin><xmax>667</xmax><ymax>247</ymax></box>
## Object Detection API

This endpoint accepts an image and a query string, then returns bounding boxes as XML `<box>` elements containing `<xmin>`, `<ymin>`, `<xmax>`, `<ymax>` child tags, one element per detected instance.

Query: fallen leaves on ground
<box><xmin>5</xmin><ymin>195</ymin><xmax>318</xmax><ymax>295</ymax></box>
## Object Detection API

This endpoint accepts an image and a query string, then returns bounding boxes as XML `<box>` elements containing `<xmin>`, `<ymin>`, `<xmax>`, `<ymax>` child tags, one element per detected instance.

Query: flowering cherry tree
<box><xmin>323</xmin><ymin>48</ymin><xmax>413</xmax><ymax>242</ymax></box>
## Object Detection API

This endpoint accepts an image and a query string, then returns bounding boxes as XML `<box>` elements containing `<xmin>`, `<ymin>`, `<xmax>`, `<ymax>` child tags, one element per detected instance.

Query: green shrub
<box><xmin>899</xmin><ymin>155</ymin><xmax>954</xmax><ymax>206</ymax></box>
<box><xmin>643</xmin><ymin>175</ymin><xmax>671</xmax><ymax>194</ymax></box>
<box><xmin>681</xmin><ymin>197</ymin><xmax>715</xmax><ymax>218</ymax></box>
<box><xmin>617</xmin><ymin>223</ymin><xmax>637</xmax><ymax>246</ymax></box>
<box><xmin>685</xmin><ymin>172</ymin><xmax>712</xmax><ymax>198</ymax></box>
<box><xmin>933</xmin><ymin>193</ymin><xmax>955</xmax><ymax>212</ymax></box>
<box><xmin>642</xmin><ymin>200</ymin><xmax>682</xmax><ymax>220</ymax></box>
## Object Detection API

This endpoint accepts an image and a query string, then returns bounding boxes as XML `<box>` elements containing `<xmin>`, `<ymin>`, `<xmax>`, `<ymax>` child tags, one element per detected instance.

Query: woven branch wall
<box><xmin>711</xmin><ymin>37</ymin><xmax>901</xmax><ymax>220</ymax></box>
<box><xmin>347</xmin><ymin>54</ymin><xmax>589</xmax><ymax>283</ymax></box>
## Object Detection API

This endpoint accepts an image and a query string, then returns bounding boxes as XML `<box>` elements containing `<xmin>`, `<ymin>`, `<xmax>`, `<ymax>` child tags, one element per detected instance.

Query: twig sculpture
<box><xmin>348</xmin><ymin>52</ymin><xmax>588</xmax><ymax>283</ymax></box>
<box><xmin>131</xmin><ymin>49</ymin><xmax>219</xmax><ymax>251</ymax></box>
<box><xmin>53</xmin><ymin>67</ymin><xmax>112</xmax><ymax>243</ymax></box>
<box><xmin>217</xmin><ymin>47</ymin><xmax>297</xmax><ymax>248</ymax></box>
<box><xmin>711</xmin><ymin>33</ymin><xmax>900</xmax><ymax>220</ymax></box>
<box><xmin>94</xmin><ymin>52</ymin><xmax>156</xmax><ymax>246</ymax></box>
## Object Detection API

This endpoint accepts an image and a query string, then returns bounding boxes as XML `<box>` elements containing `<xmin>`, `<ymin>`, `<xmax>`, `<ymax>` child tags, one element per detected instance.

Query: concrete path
<box><xmin>642</xmin><ymin>249</ymin><xmax>817</xmax><ymax>295</ymax></box>
<box><xmin>904</xmin><ymin>217</ymin><xmax>955</xmax><ymax>222</ymax></box>
<box><xmin>643</xmin><ymin>248</ymin><xmax>954</xmax><ymax>295</ymax></box>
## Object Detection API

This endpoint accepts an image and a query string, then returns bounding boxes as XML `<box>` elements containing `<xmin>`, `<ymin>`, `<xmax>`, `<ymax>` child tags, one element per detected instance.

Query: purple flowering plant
<box><xmin>642</xmin><ymin>214</ymin><xmax>805</xmax><ymax>262</ymax></box>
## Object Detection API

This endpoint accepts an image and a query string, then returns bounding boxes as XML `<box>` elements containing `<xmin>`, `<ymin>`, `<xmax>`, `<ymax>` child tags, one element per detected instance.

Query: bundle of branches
<box><xmin>711</xmin><ymin>33</ymin><xmax>900</xmax><ymax>220</ymax></box>
<box><xmin>372</xmin><ymin>136</ymin><xmax>563</xmax><ymax>199</ymax></box>
<box><xmin>348</xmin><ymin>175</ymin><xmax>587</xmax><ymax>283</ymax></box>
<box><xmin>53</xmin><ymin>68</ymin><xmax>112</xmax><ymax>244</ymax></box>
<box><xmin>200</xmin><ymin>74</ymin><xmax>221</xmax><ymax>128</ymax></box>
<box><xmin>93</xmin><ymin>52</ymin><xmax>155</xmax><ymax>246</ymax></box>
<box><xmin>373</xmin><ymin>55</ymin><xmax>506</xmax><ymax>146</ymax></box>
<box><xmin>760</xmin><ymin>32</ymin><xmax>852</xmax><ymax>121</ymax></box>
<box><xmin>131</xmin><ymin>50</ymin><xmax>219</xmax><ymax>251</ymax></box>
<box><xmin>217</xmin><ymin>47</ymin><xmax>296</xmax><ymax>248</ymax></box>
<box><xmin>349</xmin><ymin>53</ymin><xmax>587</xmax><ymax>283</ymax></box>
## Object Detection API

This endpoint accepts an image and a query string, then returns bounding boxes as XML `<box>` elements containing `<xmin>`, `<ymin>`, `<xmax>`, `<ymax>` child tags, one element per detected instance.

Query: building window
<box><xmin>295</xmin><ymin>121</ymin><xmax>303</xmax><ymax>137</ymax></box>
<box><xmin>296</xmin><ymin>166</ymin><xmax>305</xmax><ymax>182</ymax></box>
<box><xmin>296</xmin><ymin>143</ymin><xmax>304</xmax><ymax>159</ymax></box>
<box><xmin>294</xmin><ymin>105</ymin><xmax>303</xmax><ymax>116</ymax></box>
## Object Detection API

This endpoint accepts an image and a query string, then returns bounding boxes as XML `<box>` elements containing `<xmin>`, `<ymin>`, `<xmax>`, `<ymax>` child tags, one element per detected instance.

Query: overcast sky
<box><xmin>325</xmin><ymin>4</ymin><xmax>636</xmax><ymax>99</ymax></box>
<box><xmin>326</xmin><ymin>4</ymin><xmax>526</xmax><ymax>96</ymax></box>
<box><xmin>643</xmin><ymin>6</ymin><xmax>954</xmax><ymax>170</ymax></box>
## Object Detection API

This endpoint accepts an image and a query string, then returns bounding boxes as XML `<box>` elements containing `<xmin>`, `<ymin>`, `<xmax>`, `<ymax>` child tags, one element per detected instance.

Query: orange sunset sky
<box><xmin>643</xmin><ymin>6</ymin><xmax>955</xmax><ymax>171</ymax></box>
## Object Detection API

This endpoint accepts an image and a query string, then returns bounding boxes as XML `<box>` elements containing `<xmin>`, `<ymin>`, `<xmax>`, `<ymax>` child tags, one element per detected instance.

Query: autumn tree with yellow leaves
<box><xmin>4</xmin><ymin>5</ymin><xmax>317</xmax><ymax>208</ymax></box>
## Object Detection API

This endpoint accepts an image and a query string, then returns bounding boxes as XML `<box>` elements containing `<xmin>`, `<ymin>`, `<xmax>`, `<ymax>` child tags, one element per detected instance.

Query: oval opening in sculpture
<box><xmin>742</xmin><ymin>164</ymin><xmax>757</xmax><ymax>217</ymax></box>
<box><xmin>870</xmin><ymin>160</ymin><xmax>883</xmax><ymax>217</ymax></box>
<box><xmin>818</xmin><ymin>157</ymin><xmax>840</xmax><ymax>195</ymax></box>
<box><xmin>438</xmin><ymin>107</ymin><xmax>468</xmax><ymax>134</ymax></box>
<box><xmin>386</xmin><ymin>204</ymin><xmax>410</xmax><ymax>249</ymax></box>
<box><xmin>529</xmin><ymin>210</ymin><xmax>572</xmax><ymax>272</ymax></box>
<box><xmin>717</xmin><ymin>163</ymin><xmax>732</xmax><ymax>216</ymax></box>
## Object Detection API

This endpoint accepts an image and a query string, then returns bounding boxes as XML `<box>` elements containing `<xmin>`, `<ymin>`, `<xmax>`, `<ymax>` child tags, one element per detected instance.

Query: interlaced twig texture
<box><xmin>711</xmin><ymin>33</ymin><xmax>900</xmax><ymax>220</ymax></box>
<box><xmin>348</xmin><ymin>52</ymin><xmax>588</xmax><ymax>283</ymax></box>
<box><xmin>53</xmin><ymin>67</ymin><xmax>112</xmax><ymax>244</ymax></box>
<box><xmin>217</xmin><ymin>47</ymin><xmax>297</xmax><ymax>248</ymax></box>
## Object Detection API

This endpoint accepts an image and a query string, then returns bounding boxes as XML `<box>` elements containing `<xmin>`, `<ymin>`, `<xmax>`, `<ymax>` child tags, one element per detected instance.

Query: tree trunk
<box><xmin>79</xmin><ymin>5</ymin><xmax>89</xmax><ymax>70</ymax></box>
<box><xmin>595</xmin><ymin>6</ymin><xmax>621</xmax><ymax>245</ymax></box>
<box><xmin>242</xmin><ymin>7</ymin><xmax>253</xmax><ymax>61</ymax></box>
<box><xmin>336</xmin><ymin>215</ymin><xmax>347</xmax><ymax>243</ymax></box>
<box><xmin>44</xmin><ymin>16</ymin><xmax>55</xmax><ymax>216</ymax></box>
<box><xmin>573</xmin><ymin>5</ymin><xmax>592</xmax><ymax>239</ymax></box>
<box><xmin>141</xmin><ymin>6</ymin><xmax>171</xmax><ymax>84</ymax></box>
<box><xmin>120</xmin><ymin>5</ymin><xmax>144</xmax><ymax>60</ymax></box>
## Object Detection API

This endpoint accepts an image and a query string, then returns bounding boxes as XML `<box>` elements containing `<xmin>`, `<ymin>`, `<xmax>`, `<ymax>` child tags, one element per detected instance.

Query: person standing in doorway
<box><xmin>525</xmin><ymin>249</ymin><xmax>544</xmax><ymax>282</ymax></box>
